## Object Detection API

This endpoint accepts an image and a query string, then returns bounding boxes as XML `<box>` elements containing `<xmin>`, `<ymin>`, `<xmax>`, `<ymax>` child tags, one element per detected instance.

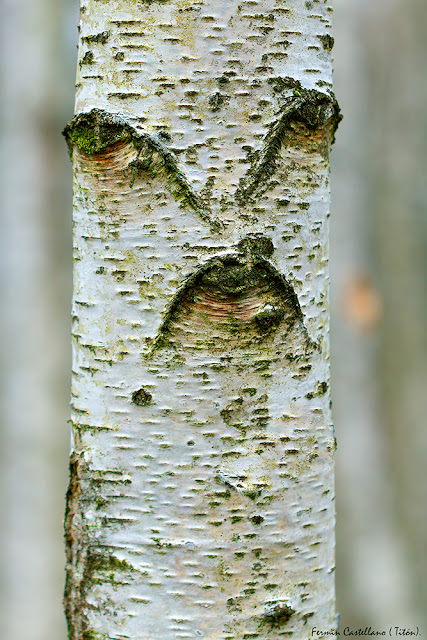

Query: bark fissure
<box><xmin>64</xmin><ymin>454</ymin><xmax>90</xmax><ymax>640</ymax></box>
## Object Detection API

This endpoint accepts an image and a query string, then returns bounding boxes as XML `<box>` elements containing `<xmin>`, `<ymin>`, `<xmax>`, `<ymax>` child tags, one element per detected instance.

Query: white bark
<box><xmin>65</xmin><ymin>1</ymin><xmax>339</xmax><ymax>638</ymax></box>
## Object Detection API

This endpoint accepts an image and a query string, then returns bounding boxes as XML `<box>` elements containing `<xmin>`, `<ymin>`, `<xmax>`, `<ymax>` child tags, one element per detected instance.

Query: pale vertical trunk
<box><xmin>65</xmin><ymin>1</ymin><xmax>339</xmax><ymax>638</ymax></box>
<box><xmin>0</xmin><ymin>1</ymin><xmax>75</xmax><ymax>640</ymax></box>
<box><xmin>367</xmin><ymin>0</ymin><xmax>427</xmax><ymax>633</ymax></box>
<box><xmin>331</xmin><ymin>0</ymin><xmax>416</xmax><ymax>629</ymax></box>
<box><xmin>331</xmin><ymin>0</ymin><xmax>426</xmax><ymax>631</ymax></box>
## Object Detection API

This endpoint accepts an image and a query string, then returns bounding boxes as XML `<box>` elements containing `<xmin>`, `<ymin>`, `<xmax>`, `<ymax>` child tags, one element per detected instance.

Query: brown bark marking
<box><xmin>154</xmin><ymin>242</ymin><xmax>304</xmax><ymax>353</ymax></box>
<box><xmin>64</xmin><ymin>454</ymin><xmax>134</xmax><ymax>639</ymax></box>
<box><xmin>64</xmin><ymin>453</ymin><xmax>90</xmax><ymax>640</ymax></box>
<box><xmin>236</xmin><ymin>79</ymin><xmax>341</xmax><ymax>203</ymax></box>
<box><xmin>63</xmin><ymin>109</ymin><xmax>220</xmax><ymax>229</ymax></box>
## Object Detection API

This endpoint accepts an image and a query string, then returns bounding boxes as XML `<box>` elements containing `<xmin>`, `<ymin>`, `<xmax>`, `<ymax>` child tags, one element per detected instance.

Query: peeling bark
<box><xmin>66</xmin><ymin>1</ymin><xmax>339</xmax><ymax>638</ymax></box>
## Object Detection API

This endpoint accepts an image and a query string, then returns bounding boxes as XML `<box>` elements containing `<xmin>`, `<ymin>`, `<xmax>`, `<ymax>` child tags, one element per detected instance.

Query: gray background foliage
<box><xmin>0</xmin><ymin>0</ymin><xmax>425</xmax><ymax>638</ymax></box>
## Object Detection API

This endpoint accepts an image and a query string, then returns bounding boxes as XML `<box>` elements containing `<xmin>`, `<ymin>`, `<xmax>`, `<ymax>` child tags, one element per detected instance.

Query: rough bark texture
<box><xmin>65</xmin><ymin>1</ymin><xmax>339</xmax><ymax>638</ymax></box>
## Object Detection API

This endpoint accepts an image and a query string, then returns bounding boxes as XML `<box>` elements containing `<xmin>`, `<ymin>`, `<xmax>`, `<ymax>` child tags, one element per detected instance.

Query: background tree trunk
<box><xmin>65</xmin><ymin>1</ymin><xmax>338</xmax><ymax>638</ymax></box>
<box><xmin>367</xmin><ymin>0</ymin><xmax>427</xmax><ymax>633</ymax></box>
<box><xmin>330</xmin><ymin>0</ymin><xmax>426</xmax><ymax>634</ymax></box>
<box><xmin>330</xmin><ymin>0</ymin><xmax>418</xmax><ymax>630</ymax></box>
<box><xmin>0</xmin><ymin>1</ymin><xmax>76</xmax><ymax>640</ymax></box>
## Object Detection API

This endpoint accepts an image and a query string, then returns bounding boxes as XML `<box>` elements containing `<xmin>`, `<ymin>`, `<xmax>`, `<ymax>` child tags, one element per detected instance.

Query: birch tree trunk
<box><xmin>64</xmin><ymin>1</ymin><xmax>339</xmax><ymax>638</ymax></box>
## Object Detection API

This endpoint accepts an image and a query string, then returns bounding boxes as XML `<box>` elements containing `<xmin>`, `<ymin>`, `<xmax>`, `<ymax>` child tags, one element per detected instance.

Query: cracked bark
<box><xmin>65</xmin><ymin>1</ymin><xmax>340</xmax><ymax>638</ymax></box>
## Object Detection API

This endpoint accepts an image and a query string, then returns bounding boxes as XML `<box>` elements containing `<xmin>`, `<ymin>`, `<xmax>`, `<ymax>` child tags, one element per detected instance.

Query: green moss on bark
<box><xmin>63</xmin><ymin>109</ymin><xmax>131</xmax><ymax>156</ymax></box>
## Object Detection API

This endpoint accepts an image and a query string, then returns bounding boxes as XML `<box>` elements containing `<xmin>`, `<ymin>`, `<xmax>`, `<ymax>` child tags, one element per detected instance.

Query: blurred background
<box><xmin>0</xmin><ymin>0</ymin><xmax>425</xmax><ymax>638</ymax></box>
